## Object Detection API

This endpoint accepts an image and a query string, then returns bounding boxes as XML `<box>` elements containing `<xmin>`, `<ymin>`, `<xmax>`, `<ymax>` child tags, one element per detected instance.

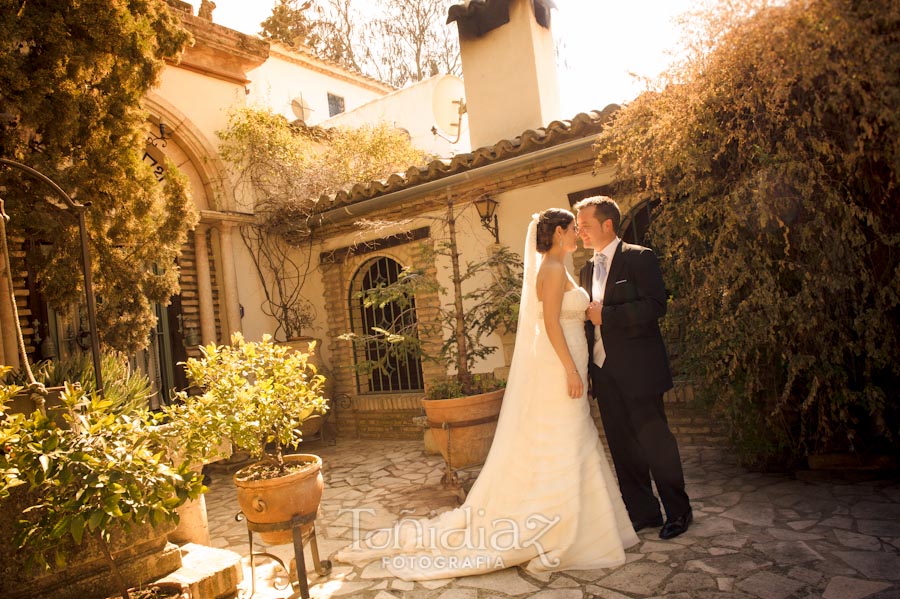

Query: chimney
<box><xmin>448</xmin><ymin>0</ymin><xmax>560</xmax><ymax>149</ymax></box>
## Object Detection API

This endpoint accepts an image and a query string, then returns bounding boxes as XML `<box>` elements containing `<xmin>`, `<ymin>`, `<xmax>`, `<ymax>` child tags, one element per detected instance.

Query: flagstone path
<box><xmin>204</xmin><ymin>439</ymin><xmax>900</xmax><ymax>599</ymax></box>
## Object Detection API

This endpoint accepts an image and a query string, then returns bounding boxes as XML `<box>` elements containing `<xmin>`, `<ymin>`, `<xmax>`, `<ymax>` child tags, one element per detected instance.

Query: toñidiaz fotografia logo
<box><xmin>340</xmin><ymin>507</ymin><xmax>563</xmax><ymax>569</ymax></box>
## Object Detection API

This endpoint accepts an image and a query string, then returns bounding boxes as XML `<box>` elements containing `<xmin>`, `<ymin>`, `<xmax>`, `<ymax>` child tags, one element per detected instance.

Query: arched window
<box><xmin>349</xmin><ymin>257</ymin><xmax>424</xmax><ymax>393</ymax></box>
<box><xmin>620</xmin><ymin>199</ymin><xmax>660</xmax><ymax>246</ymax></box>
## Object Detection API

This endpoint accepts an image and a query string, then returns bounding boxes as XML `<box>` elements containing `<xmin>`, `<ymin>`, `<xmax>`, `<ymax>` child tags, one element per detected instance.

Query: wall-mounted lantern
<box><xmin>473</xmin><ymin>195</ymin><xmax>499</xmax><ymax>243</ymax></box>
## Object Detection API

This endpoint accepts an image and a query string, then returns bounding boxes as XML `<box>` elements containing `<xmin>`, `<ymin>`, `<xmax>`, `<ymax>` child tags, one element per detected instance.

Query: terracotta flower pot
<box><xmin>422</xmin><ymin>389</ymin><xmax>504</xmax><ymax>469</ymax></box>
<box><xmin>299</xmin><ymin>413</ymin><xmax>324</xmax><ymax>438</ymax></box>
<box><xmin>233</xmin><ymin>454</ymin><xmax>324</xmax><ymax>545</ymax></box>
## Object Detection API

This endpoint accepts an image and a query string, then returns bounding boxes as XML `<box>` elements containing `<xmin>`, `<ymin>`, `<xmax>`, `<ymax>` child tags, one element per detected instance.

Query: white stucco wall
<box><xmin>322</xmin><ymin>75</ymin><xmax>471</xmax><ymax>158</ymax></box>
<box><xmin>155</xmin><ymin>68</ymin><xmax>247</xmax><ymax>157</ymax></box>
<box><xmin>150</xmin><ymin>62</ymin><xmax>280</xmax><ymax>344</ymax></box>
<box><xmin>246</xmin><ymin>44</ymin><xmax>390</xmax><ymax>126</ymax></box>
<box><xmin>230</xmin><ymin>235</ymin><xmax>280</xmax><ymax>343</ymax></box>
<box><xmin>494</xmin><ymin>168</ymin><xmax>614</xmax><ymax>258</ymax></box>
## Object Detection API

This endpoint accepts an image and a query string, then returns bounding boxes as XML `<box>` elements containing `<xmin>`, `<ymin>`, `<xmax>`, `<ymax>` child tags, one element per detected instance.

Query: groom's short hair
<box><xmin>574</xmin><ymin>196</ymin><xmax>621</xmax><ymax>233</ymax></box>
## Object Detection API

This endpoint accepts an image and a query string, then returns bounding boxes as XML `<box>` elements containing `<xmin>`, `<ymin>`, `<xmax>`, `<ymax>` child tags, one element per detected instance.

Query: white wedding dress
<box><xmin>334</xmin><ymin>218</ymin><xmax>638</xmax><ymax>580</ymax></box>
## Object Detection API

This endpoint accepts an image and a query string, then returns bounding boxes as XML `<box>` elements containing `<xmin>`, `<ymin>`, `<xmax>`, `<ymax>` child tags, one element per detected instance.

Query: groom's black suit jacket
<box><xmin>579</xmin><ymin>240</ymin><xmax>673</xmax><ymax>399</ymax></box>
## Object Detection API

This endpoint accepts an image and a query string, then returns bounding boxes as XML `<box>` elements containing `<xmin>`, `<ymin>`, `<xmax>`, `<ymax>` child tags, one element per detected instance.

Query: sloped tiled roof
<box><xmin>318</xmin><ymin>104</ymin><xmax>619</xmax><ymax>211</ymax></box>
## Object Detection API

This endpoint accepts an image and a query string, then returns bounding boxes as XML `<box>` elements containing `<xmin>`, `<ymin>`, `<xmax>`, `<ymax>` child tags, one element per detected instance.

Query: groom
<box><xmin>574</xmin><ymin>196</ymin><xmax>692</xmax><ymax>540</ymax></box>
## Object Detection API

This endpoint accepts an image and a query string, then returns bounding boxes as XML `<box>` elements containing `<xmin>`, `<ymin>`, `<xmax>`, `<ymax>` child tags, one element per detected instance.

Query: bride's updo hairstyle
<box><xmin>535</xmin><ymin>208</ymin><xmax>575</xmax><ymax>253</ymax></box>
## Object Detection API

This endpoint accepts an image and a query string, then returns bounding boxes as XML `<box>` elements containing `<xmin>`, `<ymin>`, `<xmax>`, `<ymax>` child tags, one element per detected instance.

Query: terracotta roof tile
<box><xmin>316</xmin><ymin>105</ymin><xmax>619</xmax><ymax>211</ymax></box>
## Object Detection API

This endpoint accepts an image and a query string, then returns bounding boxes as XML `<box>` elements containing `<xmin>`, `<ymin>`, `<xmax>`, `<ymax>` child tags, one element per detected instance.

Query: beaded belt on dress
<box><xmin>537</xmin><ymin>309</ymin><xmax>586</xmax><ymax>321</ymax></box>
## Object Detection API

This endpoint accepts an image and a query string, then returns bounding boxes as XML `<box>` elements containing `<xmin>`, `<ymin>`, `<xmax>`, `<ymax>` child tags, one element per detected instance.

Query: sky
<box><xmin>185</xmin><ymin>0</ymin><xmax>695</xmax><ymax>117</ymax></box>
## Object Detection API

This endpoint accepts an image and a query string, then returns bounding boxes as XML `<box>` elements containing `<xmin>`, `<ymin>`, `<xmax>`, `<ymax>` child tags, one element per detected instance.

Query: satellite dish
<box><xmin>291</xmin><ymin>95</ymin><xmax>313</xmax><ymax>121</ymax></box>
<box><xmin>431</xmin><ymin>75</ymin><xmax>466</xmax><ymax>142</ymax></box>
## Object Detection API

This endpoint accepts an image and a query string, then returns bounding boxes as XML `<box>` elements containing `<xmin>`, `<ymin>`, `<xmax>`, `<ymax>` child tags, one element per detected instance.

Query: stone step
<box><xmin>157</xmin><ymin>543</ymin><xmax>243</xmax><ymax>599</ymax></box>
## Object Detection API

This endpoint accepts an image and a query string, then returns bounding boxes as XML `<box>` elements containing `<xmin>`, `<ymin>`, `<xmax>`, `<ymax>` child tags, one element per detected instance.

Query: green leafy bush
<box><xmin>0</xmin><ymin>372</ymin><xmax>207</xmax><ymax>599</ymax></box>
<box><xmin>174</xmin><ymin>333</ymin><xmax>329</xmax><ymax>476</ymax></box>
<box><xmin>596</xmin><ymin>0</ymin><xmax>900</xmax><ymax>467</ymax></box>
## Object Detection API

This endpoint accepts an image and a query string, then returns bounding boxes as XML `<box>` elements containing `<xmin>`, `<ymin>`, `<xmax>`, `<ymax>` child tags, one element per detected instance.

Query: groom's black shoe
<box><xmin>631</xmin><ymin>514</ymin><xmax>664</xmax><ymax>533</ymax></box>
<box><xmin>659</xmin><ymin>509</ymin><xmax>693</xmax><ymax>540</ymax></box>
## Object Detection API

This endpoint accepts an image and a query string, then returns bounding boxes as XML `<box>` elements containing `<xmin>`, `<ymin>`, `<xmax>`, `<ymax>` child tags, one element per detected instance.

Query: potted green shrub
<box><xmin>0</xmin><ymin>372</ymin><xmax>207</xmax><ymax>599</ymax></box>
<box><xmin>174</xmin><ymin>332</ymin><xmax>329</xmax><ymax>545</ymax></box>
<box><xmin>342</xmin><ymin>203</ymin><xmax>523</xmax><ymax>471</ymax></box>
<box><xmin>469</xmin><ymin>243</ymin><xmax>523</xmax><ymax>376</ymax></box>
<box><xmin>4</xmin><ymin>351</ymin><xmax>221</xmax><ymax>547</ymax></box>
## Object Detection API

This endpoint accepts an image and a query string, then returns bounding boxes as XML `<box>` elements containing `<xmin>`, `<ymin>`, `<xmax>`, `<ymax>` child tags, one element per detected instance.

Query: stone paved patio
<box><xmin>204</xmin><ymin>439</ymin><xmax>900</xmax><ymax>599</ymax></box>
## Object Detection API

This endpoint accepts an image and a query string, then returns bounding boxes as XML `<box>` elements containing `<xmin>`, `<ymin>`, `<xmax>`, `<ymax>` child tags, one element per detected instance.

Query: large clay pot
<box><xmin>233</xmin><ymin>454</ymin><xmax>323</xmax><ymax>546</ymax></box>
<box><xmin>281</xmin><ymin>336</ymin><xmax>324</xmax><ymax>373</ymax></box>
<box><xmin>422</xmin><ymin>389</ymin><xmax>504</xmax><ymax>469</ymax></box>
<box><xmin>164</xmin><ymin>430</ymin><xmax>231</xmax><ymax>546</ymax></box>
<box><xmin>299</xmin><ymin>413</ymin><xmax>325</xmax><ymax>439</ymax></box>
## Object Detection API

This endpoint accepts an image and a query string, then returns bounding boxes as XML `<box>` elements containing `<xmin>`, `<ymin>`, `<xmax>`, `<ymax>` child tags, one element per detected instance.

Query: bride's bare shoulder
<box><xmin>538</xmin><ymin>258</ymin><xmax>566</xmax><ymax>275</ymax></box>
<box><xmin>536</xmin><ymin>259</ymin><xmax>567</xmax><ymax>298</ymax></box>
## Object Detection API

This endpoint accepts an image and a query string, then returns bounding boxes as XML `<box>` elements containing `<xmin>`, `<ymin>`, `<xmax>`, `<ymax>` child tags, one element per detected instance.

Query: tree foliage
<box><xmin>175</xmin><ymin>333</ymin><xmax>328</xmax><ymax>473</ymax></box>
<box><xmin>260</xmin><ymin>0</ymin><xmax>461</xmax><ymax>88</ymax></box>
<box><xmin>0</xmin><ymin>0</ymin><xmax>197</xmax><ymax>354</ymax></box>
<box><xmin>596</xmin><ymin>0</ymin><xmax>900</xmax><ymax>467</ymax></box>
<box><xmin>217</xmin><ymin>107</ymin><xmax>427</xmax><ymax>339</ymax></box>
<box><xmin>260</xmin><ymin>0</ymin><xmax>317</xmax><ymax>50</ymax></box>
<box><xmin>219</xmin><ymin>107</ymin><xmax>427</xmax><ymax>240</ymax></box>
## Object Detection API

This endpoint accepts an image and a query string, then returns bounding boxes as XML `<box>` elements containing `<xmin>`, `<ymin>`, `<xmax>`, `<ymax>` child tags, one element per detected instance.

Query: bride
<box><xmin>334</xmin><ymin>209</ymin><xmax>638</xmax><ymax>580</ymax></box>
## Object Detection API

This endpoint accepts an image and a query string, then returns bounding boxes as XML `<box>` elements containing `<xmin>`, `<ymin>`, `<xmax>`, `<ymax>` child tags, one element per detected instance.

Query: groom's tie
<box><xmin>592</xmin><ymin>253</ymin><xmax>607</xmax><ymax>367</ymax></box>
<box><xmin>593</xmin><ymin>253</ymin><xmax>608</xmax><ymax>285</ymax></box>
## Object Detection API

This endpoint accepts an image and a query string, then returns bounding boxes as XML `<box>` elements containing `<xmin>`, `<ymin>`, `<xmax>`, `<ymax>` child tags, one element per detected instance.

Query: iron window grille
<box><xmin>349</xmin><ymin>256</ymin><xmax>424</xmax><ymax>394</ymax></box>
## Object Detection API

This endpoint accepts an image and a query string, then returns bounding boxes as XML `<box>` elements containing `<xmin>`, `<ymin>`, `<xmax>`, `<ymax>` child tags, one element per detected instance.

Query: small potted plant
<box><xmin>0</xmin><ymin>372</ymin><xmax>206</xmax><ymax>599</ymax></box>
<box><xmin>175</xmin><ymin>333</ymin><xmax>329</xmax><ymax>545</ymax></box>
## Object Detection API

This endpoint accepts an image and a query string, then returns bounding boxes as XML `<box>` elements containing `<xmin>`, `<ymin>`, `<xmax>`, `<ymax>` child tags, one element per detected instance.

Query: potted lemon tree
<box><xmin>175</xmin><ymin>333</ymin><xmax>329</xmax><ymax>545</ymax></box>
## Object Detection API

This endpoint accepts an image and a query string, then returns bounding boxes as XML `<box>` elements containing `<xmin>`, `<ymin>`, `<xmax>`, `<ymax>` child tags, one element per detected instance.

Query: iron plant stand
<box><xmin>237</xmin><ymin>511</ymin><xmax>332</xmax><ymax>599</ymax></box>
